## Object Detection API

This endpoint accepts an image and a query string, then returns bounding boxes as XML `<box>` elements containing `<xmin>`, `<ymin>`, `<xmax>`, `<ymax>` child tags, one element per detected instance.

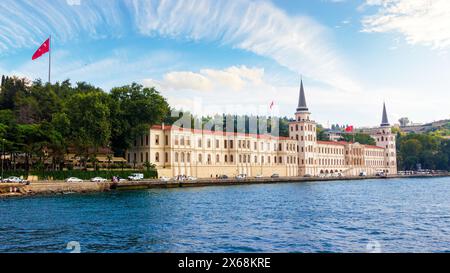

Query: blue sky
<box><xmin>0</xmin><ymin>0</ymin><xmax>449</xmax><ymax>127</ymax></box>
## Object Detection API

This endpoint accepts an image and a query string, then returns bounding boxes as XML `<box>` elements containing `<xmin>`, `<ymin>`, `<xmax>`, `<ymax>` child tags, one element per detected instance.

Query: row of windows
<box><xmin>290</xmin><ymin>123</ymin><xmax>316</xmax><ymax>132</ymax></box>
<box><xmin>377</xmin><ymin>136</ymin><xmax>394</xmax><ymax>142</ymax></box>
<box><xmin>127</xmin><ymin>152</ymin><xmax>389</xmax><ymax>168</ymax></box>
<box><xmin>134</xmin><ymin>135</ymin><xmax>168</xmax><ymax>147</ymax></box>
<box><xmin>366</xmin><ymin>150</ymin><xmax>384</xmax><ymax>157</ymax></box>
<box><xmin>292</xmin><ymin>134</ymin><xmax>317</xmax><ymax>142</ymax></box>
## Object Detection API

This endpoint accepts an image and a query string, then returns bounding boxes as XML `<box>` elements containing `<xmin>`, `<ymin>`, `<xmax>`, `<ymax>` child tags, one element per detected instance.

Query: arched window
<box><xmin>155</xmin><ymin>152</ymin><xmax>160</xmax><ymax>162</ymax></box>
<box><xmin>225</xmin><ymin>155</ymin><xmax>228</xmax><ymax>163</ymax></box>
<box><xmin>175</xmin><ymin>152</ymin><xmax>179</xmax><ymax>162</ymax></box>
<box><xmin>181</xmin><ymin>152</ymin><xmax>185</xmax><ymax>163</ymax></box>
<box><xmin>198</xmin><ymin>154</ymin><xmax>202</xmax><ymax>163</ymax></box>
<box><xmin>216</xmin><ymin>154</ymin><xmax>220</xmax><ymax>163</ymax></box>
<box><xmin>207</xmin><ymin>154</ymin><xmax>211</xmax><ymax>164</ymax></box>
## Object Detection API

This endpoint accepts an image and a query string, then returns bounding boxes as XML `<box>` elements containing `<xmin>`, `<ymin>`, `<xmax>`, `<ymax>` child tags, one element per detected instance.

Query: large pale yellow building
<box><xmin>127</xmin><ymin>81</ymin><xmax>397</xmax><ymax>178</ymax></box>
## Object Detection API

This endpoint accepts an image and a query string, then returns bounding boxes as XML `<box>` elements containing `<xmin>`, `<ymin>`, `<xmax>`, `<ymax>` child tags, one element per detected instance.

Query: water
<box><xmin>1</xmin><ymin>177</ymin><xmax>450</xmax><ymax>253</ymax></box>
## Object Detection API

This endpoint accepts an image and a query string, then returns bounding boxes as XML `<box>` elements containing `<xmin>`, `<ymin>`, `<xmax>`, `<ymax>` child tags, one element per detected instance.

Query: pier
<box><xmin>1</xmin><ymin>173</ymin><xmax>449</xmax><ymax>198</ymax></box>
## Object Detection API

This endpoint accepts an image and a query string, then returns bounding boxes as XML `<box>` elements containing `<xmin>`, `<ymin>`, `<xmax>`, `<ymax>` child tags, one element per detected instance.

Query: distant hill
<box><xmin>400</xmin><ymin>119</ymin><xmax>450</xmax><ymax>135</ymax></box>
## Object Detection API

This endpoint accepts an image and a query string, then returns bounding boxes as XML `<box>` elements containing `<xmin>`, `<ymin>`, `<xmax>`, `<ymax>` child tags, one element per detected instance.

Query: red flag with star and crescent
<box><xmin>32</xmin><ymin>38</ymin><xmax>50</xmax><ymax>60</ymax></box>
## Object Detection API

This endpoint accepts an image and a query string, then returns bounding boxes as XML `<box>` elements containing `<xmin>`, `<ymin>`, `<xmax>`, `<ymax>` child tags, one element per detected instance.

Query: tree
<box><xmin>67</xmin><ymin>91</ymin><xmax>111</xmax><ymax>164</ymax></box>
<box><xmin>399</xmin><ymin>117</ymin><xmax>410</xmax><ymax>127</ymax></box>
<box><xmin>109</xmin><ymin>83</ymin><xmax>170</xmax><ymax>156</ymax></box>
<box><xmin>341</xmin><ymin>133</ymin><xmax>376</xmax><ymax>145</ymax></box>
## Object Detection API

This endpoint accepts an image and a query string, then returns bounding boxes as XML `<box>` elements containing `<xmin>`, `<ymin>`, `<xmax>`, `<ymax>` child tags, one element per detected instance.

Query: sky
<box><xmin>0</xmin><ymin>0</ymin><xmax>449</xmax><ymax>127</ymax></box>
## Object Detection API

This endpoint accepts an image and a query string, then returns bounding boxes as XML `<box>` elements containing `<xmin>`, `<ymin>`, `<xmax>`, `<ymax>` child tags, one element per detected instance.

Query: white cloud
<box><xmin>127</xmin><ymin>0</ymin><xmax>360</xmax><ymax>92</ymax></box>
<box><xmin>361</xmin><ymin>0</ymin><xmax>450</xmax><ymax>50</ymax></box>
<box><xmin>66</xmin><ymin>0</ymin><xmax>81</xmax><ymax>6</ymax></box>
<box><xmin>143</xmin><ymin>66</ymin><xmax>265</xmax><ymax>92</ymax></box>
<box><xmin>0</xmin><ymin>0</ymin><xmax>360</xmax><ymax>93</ymax></box>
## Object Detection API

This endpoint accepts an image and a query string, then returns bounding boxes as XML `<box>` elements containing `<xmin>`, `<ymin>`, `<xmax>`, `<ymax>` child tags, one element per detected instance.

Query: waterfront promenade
<box><xmin>1</xmin><ymin>173</ymin><xmax>448</xmax><ymax>198</ymax></box>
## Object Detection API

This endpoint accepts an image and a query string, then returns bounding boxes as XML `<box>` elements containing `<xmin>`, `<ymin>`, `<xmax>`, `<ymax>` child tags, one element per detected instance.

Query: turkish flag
<box><xmin>32</xmin><ymin>38</ymin><xmax>50</xmax><ymax>60</ymax></box>
<box><xmin>345</xmin><ymin>125</ymin><xmax>354</xmax><ymax>132</ymax></box>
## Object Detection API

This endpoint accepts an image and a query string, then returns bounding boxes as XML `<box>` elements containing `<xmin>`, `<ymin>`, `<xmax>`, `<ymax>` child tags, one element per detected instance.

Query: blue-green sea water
<box><xmin>1</xmin><ymin>177</ymin><xmax>450</xmax><ymax>253</ymax></box>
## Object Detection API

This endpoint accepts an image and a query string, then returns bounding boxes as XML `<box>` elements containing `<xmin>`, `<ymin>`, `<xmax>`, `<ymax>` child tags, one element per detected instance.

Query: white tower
<box><xmin>372</xmin><ymin>103</ymin><xmax>397</xmax><ymax>175</ymax></box>
<box><xmin>289</xmin><ymin>80</ymin><xmax>317</xmax><ymax>176</ymax></box>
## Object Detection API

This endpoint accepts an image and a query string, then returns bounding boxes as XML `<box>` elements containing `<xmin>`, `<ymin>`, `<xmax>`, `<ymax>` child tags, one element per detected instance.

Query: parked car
<box><xmin>160</xmin><ymin>176</ymin><xmax>171</xmax><ymax>182</ymax></box>
<box><xmin>304</xmin><ymin>174</ymin><xmax>312</xmax><ymax>178</ymax></box>
<box><xmin>128</xmin><ymin>173</ymin><xmax>144</xmax><ymax>181</ymax></box>
<box><xmin>3</xmin><ymin>176</ymin><xmax>26</xmax><ymax>183</ymax></box>
<box><xmin>271</xmin><ymin>173</ymin><xmax>280</xmax><ymax>178</ymax></box>
<box><xmin>187</xmin><ymin>176</ymin><xmax>198</xmax><ymax>181</ymax></box>
<box><xmin>359</xmin><ymin>171</ymin><xmax>367</xmax><ymax>177</ymax></box>
<box><xmin>255</xmin><ymin>174</ymin><xmax>263</xmax><ymax>178</ymax></box>
<box><xmin>236</xmin><ymin>174</ymin><xmax>247</xmax><ymax>180</ymax></box>
<box><xmin>174</xmin><ymin>175</ymin><xmax>188</xmax><ymax>181</ymax></box>
<box><xmin>66</xmin><ymin>177</ymin><xmax>83</xmax><ymax>183</ymax></box>
<box><xmin>218</xmin><ymin>175</ymin><xmax>229</xmax><ymax>179</ymax></box>
<box><xmin>90</xmin><ymin>177</ymin><xmax>107</xmax><ymax>182</ymax></box>
<box><xmin>116</xmin><ymin>176</ymin><xmax>128</xmax><ymax>182</ymax></box>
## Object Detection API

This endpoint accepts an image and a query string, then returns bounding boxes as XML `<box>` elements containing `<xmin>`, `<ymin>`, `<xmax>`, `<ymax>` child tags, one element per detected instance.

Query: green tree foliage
<box><xmin>397</xmin><ymin>133</ymin><xmax>450</xmax><ymax>171</ymax></box>
<box><xmin>316</xmin><ymin>124</ymin><xmax>328</xmax><ymax>141</ymax></box>
<box><xmin>0</xmin><ymin>75</ymin><xmax>169</xmax><ymax>172</ymax></box>
<box><xmin>341</xmin><ymin>133</ymin><xmax>376</xmax><ymax>145</ymax></box>
<box><xmin>67</xmin><ymin>91</ymin><xmax>111</xmax><ymax>159</ymax></box>
<box><xmin>109</xmin><ymin>83</ymin><xmax>170</xmax><ymax>156</ymax></box>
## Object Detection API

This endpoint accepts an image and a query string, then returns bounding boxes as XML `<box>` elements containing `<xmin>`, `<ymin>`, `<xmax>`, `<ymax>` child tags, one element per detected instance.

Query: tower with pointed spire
<box><xmin>381</xmin><ymin>102</ymin><xmax>390</xmax><ymax>127</ymax></box>
<box><xmin>289</xmin><ymin>78</ymin><xmax>317</xmax><ymax>176</ymax></box>
<box><xmin>371</xmin><ymin>102</ymin><xmax>397</xmax><ymax>174</ymax></box>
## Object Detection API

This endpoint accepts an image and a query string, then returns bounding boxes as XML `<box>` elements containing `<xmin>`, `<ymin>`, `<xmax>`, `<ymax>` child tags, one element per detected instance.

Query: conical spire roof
<box><xmin>296</xmin><ymin>79</ymin><xmax>308</xmax><ymax>112</ymax></box>
<box><xmin>381</xmin><ymin>102</ymin><xmax>390</xmax><ymax>127</ymax></box>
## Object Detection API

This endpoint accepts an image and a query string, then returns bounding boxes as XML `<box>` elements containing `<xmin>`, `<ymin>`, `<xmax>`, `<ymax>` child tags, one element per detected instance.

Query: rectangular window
<box><xmin>165</xmin><ymin>135</ymin><xmax>169</xmax><ymax>145</ymax></box>
<box><xmin>155</xmin><ymin>135</ymin><xmax>160</xmax><ymax>145</ymax></box>
<box><xmin>230</xmin><ymin>140</ymin><xmax>234</xmax><ymax>149</ymax></box>
<box><xmin>146</xmin><ymin>135</ymin><xmax>149</xmax><ymax>146</ymax></box>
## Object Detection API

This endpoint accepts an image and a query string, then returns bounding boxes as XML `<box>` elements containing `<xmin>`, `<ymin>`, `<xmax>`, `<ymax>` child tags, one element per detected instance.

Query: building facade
<box><xmin>127</xmin><ymin>81</ymin><xmax>397</xmax><ymax>178</ymax></box>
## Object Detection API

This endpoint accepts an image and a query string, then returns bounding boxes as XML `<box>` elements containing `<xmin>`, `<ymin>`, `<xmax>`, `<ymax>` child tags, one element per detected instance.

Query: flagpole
<box><xmin>48</xmin><ymin>35</ymin><xmax>51</xmax><ymax>83</ymax></box>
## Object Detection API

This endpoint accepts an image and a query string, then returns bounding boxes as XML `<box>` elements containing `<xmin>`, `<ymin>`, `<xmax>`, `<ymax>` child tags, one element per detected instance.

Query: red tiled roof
<box><xmin>363</xmin><ymin>145</ymin><xmax>384</xmax><ymax>150</ymax></box>
<box><xmin>317</xmin><ymin>140</ymin><xmax>384</xmax><ymax>150</ymax></box>
<box><xmin>317</xmin><ymin>140</ymin><xmax>347</xmax><ymax>146</ymax></box>
<box><xmin>151</xmin><ymin>125</ymin><xmax>292</xmax><ymax>140</ymax></box>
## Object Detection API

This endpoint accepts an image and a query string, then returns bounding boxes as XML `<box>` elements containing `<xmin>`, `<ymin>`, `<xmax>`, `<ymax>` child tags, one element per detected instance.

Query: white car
<box><xmin>359</xmin><ymin>171</ymin><xmax>367</xmax><ymax>177</ymax></box>
<box><xmin>3</xmin><ymin>176</ymin><xmax>25</xmax><ymax>183</ymax></box>
<box><xmin>187</xmin><ymin>176</ymin><xmax>198</xmax><ymax>181</ymax></box>
<box><xmin>236</xmin><ymin>174</ymin><xmax>247</xmax><ymax>180</ymax></box>
<box><xmin>128</xmin><ymin>173</ymin><xmax>144</xmax><ymax>181</ymax></box>
<box><xmin>160</xmin><ymin>176</ymin><xmax>171</xmax><ymax>182</ymax></box>
<box><xmin>90</xmin><ymin>177</ymin><xmax>107</xmax><ymax>182</ymax></box>
<box><xmin>255</xmin><ymin>174</ymin><xmax>263</xmax><ymax>178</ymax></box>
<box><xmin>66</xmin><ymin>177</ymin><xmax>83</xmax><ymax>183</ymax></box>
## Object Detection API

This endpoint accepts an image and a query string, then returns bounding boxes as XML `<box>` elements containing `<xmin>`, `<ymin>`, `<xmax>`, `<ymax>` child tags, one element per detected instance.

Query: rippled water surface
<box><xmin>1</xmin><ymin>177</ymin><xmax>450</xmax><ymax>253</ymax></box>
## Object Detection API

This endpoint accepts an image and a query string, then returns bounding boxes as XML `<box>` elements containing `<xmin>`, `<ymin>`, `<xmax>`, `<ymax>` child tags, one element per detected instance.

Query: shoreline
<box><xmin>1</xmin><ymin>173</ymin><xmax>449</xmax><ymax>198</ymax></box>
